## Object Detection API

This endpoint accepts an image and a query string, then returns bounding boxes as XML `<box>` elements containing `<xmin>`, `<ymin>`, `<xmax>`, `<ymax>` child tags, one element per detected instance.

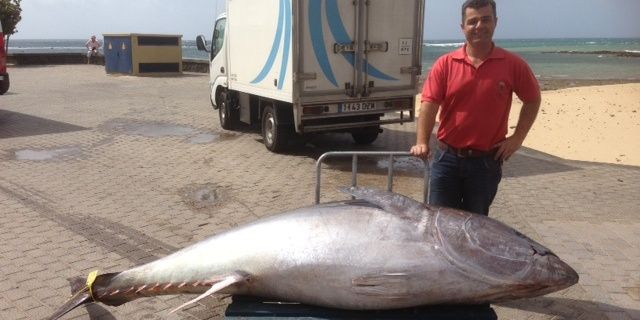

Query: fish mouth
<box><xmin>501</xmin><ymin>250</ymin><xmax>579</xmax><ymax>300</ymax></box>
<box><xmin>533</xmin><ymin>252</ymin><xmax>579</xmax><ymax>291</ymax></box>
<box><xmin>475</xmin><ymin>253</ymin><xmax>579</xmax><ymax>303</ymax></box>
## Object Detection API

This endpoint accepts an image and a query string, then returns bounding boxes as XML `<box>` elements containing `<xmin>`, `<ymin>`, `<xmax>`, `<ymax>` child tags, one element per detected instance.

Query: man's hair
<box><xmin>461</xmin><ymin>0</ymin><xmax>497</xmax><ymax>22</ymax></box>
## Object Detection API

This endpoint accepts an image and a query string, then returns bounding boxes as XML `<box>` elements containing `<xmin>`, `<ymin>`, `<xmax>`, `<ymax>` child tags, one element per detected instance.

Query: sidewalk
<box><xmin>0</xmin><ymin>65</ymin><xmax>638</xmax><ymax>319</ymax></box>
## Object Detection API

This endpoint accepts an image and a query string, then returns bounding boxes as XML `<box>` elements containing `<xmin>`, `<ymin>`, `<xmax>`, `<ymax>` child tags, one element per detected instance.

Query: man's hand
<box><xmin>410</xmin><ymin>143</ymin><xmax>431</xmax><ymax>160</ymax></box>
<box><xmin>495</xmin><ymin>99</ymin><xmax>541</xmax><ymax>162</ymax></box>
<box><xmin>494</xmin><ymin>135</ymin><xmax>524</xmax><ymax>162</ymax></box>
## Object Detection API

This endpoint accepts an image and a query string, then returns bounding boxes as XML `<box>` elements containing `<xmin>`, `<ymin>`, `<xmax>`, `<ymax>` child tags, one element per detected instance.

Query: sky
<box><xmin>10</xmin><ymin>0</ymin><xmax>640</xmax><ymax>40</ymax></box>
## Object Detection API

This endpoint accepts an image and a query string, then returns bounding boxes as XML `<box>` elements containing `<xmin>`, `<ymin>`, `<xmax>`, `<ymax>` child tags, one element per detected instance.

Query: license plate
<box><xmin>0</xmin><ymin>76</ymin><xmax>4</xmax><ymax>80</ymax></box>
<box><xmin>341</xmin><ymin>102</ymin><xmax>375</xmax><ymax>112</ymax></box>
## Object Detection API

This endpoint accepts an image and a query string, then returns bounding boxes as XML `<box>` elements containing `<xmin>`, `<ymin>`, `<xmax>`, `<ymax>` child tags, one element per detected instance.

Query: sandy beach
<box><xmin>509</xmin><ymin>83</ymin><xmax>640</xmax><ymax>166</ymax></box>
<box><xmin>416</xmin><ymin>82</ymin><xmax>640</xmax><ymax>167</ymax></box>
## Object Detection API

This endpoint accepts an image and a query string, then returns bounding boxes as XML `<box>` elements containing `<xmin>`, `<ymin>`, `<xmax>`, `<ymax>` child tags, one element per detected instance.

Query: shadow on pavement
<box><xmin>497</xmin><ymin>296</ymin><xmax>639</xmax><ymax>319</ymax></box>
<box><xmin>85</xmin><ymin>304</ymin><xmax>116</xmax><ymax>320</ymax></box>
<box><xmin>278</xmin><ymin>126</ymin><xmax>582</xmax><ymax>180</ymax></box>
<box><xmin>0</xmin><ymin>110</ymin><xmax>89</xmax><ymax>139</ymax></box>
<box><xmin>0</xmin><ymin>183</ymin><xmax>177</xmax><ymax>265</ymax></box>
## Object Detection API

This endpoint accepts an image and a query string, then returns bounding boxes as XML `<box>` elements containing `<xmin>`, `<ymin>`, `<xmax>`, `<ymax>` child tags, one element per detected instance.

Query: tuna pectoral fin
<box><xmin>169</xmin><ymin>271</ymin><xmax>249</xmax><ymax>314</ymax></box>
<box><xmin>352</xmin><ymin>273</ymin><xmax>412</xmax><ymax>298</ymax></box>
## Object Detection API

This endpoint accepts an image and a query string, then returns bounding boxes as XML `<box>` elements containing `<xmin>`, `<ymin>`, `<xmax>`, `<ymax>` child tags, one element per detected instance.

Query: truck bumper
<box><xmin>298</xmin><ymin>96</ymin><xmax>416</xmax><ymax>133</ymax></box>
<box><xmin>300</xmin><ymin>109</ymin><xmax>414</xmax><ymax>133</ymax></box>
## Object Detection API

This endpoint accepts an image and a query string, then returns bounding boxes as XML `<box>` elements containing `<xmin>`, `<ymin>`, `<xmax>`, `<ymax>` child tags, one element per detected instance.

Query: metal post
<box><xmin>387</xmin><ymin>154</ymin><xmax>393</xmax><ymax>192</ymax></box>
<box><xmin>351</xmin><ymin>155</ymin><xmax>358</xmax><ymax>200</ymax></box>
<box><xmin>423</xmin><ymin>159</ymin><xmax>430</xmax><ymax>204</ymax></box>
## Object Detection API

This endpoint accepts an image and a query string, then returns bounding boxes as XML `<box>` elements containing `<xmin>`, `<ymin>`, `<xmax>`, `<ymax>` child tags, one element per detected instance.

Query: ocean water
<box><xmin>8</xmin><ymin>38</ymin><xmax>640</xmax><ymax>80</ymax></box>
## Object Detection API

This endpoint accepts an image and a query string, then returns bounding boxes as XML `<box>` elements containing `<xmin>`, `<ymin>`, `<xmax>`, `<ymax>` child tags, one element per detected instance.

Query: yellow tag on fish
<box><xmin>86</xmin><ymin>270</ymin><xmax>99</xmax><ymax>300</ymax></box>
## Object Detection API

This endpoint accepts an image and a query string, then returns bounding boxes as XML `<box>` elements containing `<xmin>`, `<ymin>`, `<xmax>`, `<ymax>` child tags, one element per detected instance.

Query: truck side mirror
<box><xmin>196</xmin><ymin>35</ymin><xmax>210</xmax><ymax>52</ymax></box>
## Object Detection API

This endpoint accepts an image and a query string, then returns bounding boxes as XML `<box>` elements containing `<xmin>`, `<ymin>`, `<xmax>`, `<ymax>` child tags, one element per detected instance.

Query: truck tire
<box><xmin>0</xmin><ymin>74</ymin><xmax>9</xmax><ymax>95</ymax></box>
<box><xmin>351</xmin><ymin>127</ymin><xmax>380</xmax><ymax>145</ymax></box>
<box><xmin>262</xmin><ymin>105</ymin><xmax>289</xmax><ymax>152</ymax></box>
<box><xmin>218</xmin><ymin>90</ymin><xmax>238</xmax><ymax>130</ymax></box>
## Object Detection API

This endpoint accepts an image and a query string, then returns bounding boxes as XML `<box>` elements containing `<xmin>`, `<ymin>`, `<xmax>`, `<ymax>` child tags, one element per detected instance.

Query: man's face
<box><xmin>461</xmin><ymin>5</ymin><xmax>497</xmax><ymax>46</ymax></box>
<box><xmin>91</xmin><ymin>36</ymin><xmax>96</xmax><ymax>41</ymax></box>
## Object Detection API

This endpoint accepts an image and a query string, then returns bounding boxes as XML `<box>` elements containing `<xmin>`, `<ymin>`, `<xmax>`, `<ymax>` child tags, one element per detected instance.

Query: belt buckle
<box><xmin>460</xmin><ymin>147</ymin><xmax>480</xmax><ymax>158</ymax></box>
<box><xmin>456</xmin><ymin>148</ymin><xmax>471</xmax><ymax>158</ymax></box>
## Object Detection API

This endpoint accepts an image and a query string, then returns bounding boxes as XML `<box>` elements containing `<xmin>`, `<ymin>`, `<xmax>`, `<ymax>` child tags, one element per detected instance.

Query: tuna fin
<box><xmin>351</xmin><ymin>272</ymin><xmax>413</xmax><ymax>298</ymax></box>
<box><xmin>45</xmin><ymin>286</ymin><xmax>92</xmax><ymax>320</ymax></box>
<box><xmin>340</xmin><ymin>186</ymin><xmax>427</xmax><ymax>221</ymax></box>
<box><xmin>168</xmin><ymin>271</ymin><xmax>249</xmax><ymax>314</ymax></box>
<box><xmin>46</xmin><ymin>271</ymin><xmax>103</xmax><ymax>320</ymax></box>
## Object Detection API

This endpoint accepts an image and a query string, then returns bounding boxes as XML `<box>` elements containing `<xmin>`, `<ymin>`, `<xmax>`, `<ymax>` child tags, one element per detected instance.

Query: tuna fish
<box><xmin>48</xmin><ymin>187</ymin><xmax>578</xmax><ymax>319</ymax></box>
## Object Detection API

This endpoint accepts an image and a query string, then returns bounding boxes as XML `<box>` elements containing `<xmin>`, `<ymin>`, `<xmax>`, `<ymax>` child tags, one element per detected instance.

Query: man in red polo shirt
<box><xmin>410</xmin><ymin>0</ymin><xmax>541</xmax><ymax>216</ymax></box>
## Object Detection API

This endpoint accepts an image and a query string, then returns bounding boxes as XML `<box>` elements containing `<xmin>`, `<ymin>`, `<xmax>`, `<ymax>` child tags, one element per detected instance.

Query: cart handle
<box><xmin>315</xmin><ymin>151</ymin><xmax>429</xmax><ymax>204</ymax></box>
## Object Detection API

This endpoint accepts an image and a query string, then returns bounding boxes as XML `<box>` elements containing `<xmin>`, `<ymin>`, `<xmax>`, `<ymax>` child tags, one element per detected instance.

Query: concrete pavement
<box><xmin>0</xmin><ymin>65</ymin><xmax>638</xmax><ymax>319</ymax></box>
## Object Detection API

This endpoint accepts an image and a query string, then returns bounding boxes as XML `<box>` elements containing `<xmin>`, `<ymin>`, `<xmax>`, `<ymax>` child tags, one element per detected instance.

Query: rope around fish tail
<box><xmin>46</xmin><ymin>270</ymin><xmax>100</xmax><ymax>320</ymax></box>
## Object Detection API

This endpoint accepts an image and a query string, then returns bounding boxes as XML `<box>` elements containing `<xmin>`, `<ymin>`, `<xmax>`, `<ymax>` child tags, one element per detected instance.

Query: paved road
<box><xmin>1</xmin><ymin>65</ymin><xmax>638</xmax><ymax>319</ymax></box>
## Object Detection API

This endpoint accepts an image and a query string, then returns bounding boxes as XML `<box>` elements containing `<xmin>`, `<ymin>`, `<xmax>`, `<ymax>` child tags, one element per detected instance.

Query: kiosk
<box><xmin>103</xmin><ymin>33</ymin><xmax>182</xmax><ymax>75</ymax></box>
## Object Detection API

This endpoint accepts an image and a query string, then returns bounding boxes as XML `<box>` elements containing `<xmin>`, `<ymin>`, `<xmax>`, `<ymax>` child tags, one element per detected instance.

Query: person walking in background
<box><xmin>85</xmin><ymin>35</ymin><xmax>101</xmax><ymax>64</ymax></box>
<box><xmin>410</xmin><ymin>0</ymin><xmax>541</xmax><ymax>216</ymax></box>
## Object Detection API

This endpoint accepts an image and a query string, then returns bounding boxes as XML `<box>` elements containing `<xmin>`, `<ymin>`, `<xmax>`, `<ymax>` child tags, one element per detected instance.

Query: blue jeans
<box><xmin>429</xmin><ymin>147</ymin><xmax>502</xmax><ymax>216</ymax></box>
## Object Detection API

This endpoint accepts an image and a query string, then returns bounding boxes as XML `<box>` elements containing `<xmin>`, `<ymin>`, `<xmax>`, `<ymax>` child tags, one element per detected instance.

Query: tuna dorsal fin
<box><xmin>169</xmin><ymin>271</ymin><xmax>250</xmax><ymax>314</ymax></box>
<box><xmin>339</xmin><ymin>187</ymin><xmax>426</xmax><ymax>221</ymax></box>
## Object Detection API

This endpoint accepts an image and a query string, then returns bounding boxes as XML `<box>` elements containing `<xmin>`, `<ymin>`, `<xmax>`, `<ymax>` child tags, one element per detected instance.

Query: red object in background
<box><xmin>1</xmin><ymin>22</ymin><xmax>9</xmax><ymax>95</ymax></box>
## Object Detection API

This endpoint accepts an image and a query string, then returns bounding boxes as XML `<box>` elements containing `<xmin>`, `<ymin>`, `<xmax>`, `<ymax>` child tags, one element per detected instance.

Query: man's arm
<box><xmin>410</xmin><ymin>101</ymin><xmax>440</xmax><ymax>160</ymax></box>
<box><xmin>494</xmin><ymin>98</ymin><xmax>541</xmax><ymax>161</ymax></box>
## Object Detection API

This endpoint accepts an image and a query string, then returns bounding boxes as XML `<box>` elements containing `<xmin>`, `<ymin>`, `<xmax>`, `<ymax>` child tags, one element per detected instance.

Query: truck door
<box><xmin>209</xmin><ymin>17</ymin><xmax>227</xmax><ymax>85</ymax></box>
<box><xmin>298</xmin><ymin>0</ymin><xmax>422</xmax><ymax>99</ymax></box>
<box><xmin>299</xmin><ymin>0</ymin><xmax>359</xmax><ymax>97</ymax></box>
<box><xmin>362</xmin><ymin>0</ymin><xmax>422</xmax><ymax>94</ymax></box>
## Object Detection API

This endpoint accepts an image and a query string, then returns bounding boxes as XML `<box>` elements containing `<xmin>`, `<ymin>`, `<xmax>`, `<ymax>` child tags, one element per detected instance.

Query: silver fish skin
<box><xmin>49</xmin><ymin>187</ymin><xmax>578</xmax><ymax>318</ymax></box>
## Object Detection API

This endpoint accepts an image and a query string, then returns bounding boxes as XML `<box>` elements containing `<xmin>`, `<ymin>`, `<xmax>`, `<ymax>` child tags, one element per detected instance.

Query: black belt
<box><xmin>438</xmin><ymin>141</ymin><xmax>496</xmax><ymax>158</ymax></box>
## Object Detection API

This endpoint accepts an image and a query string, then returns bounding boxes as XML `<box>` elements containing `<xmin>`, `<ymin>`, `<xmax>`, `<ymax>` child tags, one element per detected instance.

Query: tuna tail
<box><xmin>46</xmin><ymin>271</ymin><xmax>124</xmax><ymax>320</ymax></box>
<box><xmin>46</xmin><ymin>284</ymin><xmax>91</xmax><ymax>320</ymax></box>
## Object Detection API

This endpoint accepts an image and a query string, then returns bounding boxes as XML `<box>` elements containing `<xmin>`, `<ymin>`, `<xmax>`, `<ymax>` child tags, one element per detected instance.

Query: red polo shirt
<box><xmin>422</xmin><ymin>44</ymin><xmax>540</xmax><ymax>151</ymax></box>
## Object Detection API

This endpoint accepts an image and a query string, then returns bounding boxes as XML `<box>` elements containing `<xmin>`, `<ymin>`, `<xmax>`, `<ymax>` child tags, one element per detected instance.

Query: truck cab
<box><xmin>198</xmin><ymin>14</ymin><xmax>232</xmax><ymax>129</ymax></box>
<box><xmin>0</xmin><ymin>22</ymin><xmax>9</xmax><ymax>95</ymax></box>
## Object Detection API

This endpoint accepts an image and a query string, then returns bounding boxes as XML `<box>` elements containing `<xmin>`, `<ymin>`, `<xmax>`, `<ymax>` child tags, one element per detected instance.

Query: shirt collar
<box><xmin>452</xmin><ymin>43</ymin><xmax>505</xmax><ymax>61</ymax></box>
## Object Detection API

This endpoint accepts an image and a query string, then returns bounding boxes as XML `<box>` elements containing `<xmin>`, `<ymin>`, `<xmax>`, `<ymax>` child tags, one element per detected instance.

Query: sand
<box><xmin>414</xmin><ymin>82</ymin><xmax>640</xmax><ymax>167</ymax></box>
<box><xmin>509</xmin><ymin>83</ymin><xmax>640</xmax><ymax>166</ymax></box>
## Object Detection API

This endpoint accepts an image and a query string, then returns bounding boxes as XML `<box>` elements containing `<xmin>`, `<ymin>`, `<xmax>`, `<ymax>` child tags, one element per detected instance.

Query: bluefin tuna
<box><xmin>48</xmin><ymin>187</ymin><xmax>578</xmax><ymax>319</ymax></box>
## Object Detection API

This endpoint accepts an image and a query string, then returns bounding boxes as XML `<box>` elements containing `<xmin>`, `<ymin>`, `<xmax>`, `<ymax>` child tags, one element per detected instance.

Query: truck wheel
<box><xmin>218</xmin><ymin>90</ymin><xmax>237</xmax><ymax>130</ymax></box>
<box><xmin>0</xmin><ymin>75</ymin><xmax>9</xmax><ymax>95</ymax></box>
<box><xmin>262</xmin><ymin>105</ymin><xmax>288</xmax><ymax>152</ymax></box>
<box><xmin>351</xmin><ymin>127</ymin><xmax>379</xmax><ymax>145</ymax></box>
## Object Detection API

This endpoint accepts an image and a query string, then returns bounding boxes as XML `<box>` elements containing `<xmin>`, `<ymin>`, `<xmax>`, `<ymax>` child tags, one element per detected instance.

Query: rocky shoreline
<box><xmin>543</xmin><ymin>50</ymin><xmax>640</xmax><ymax>58</ymax></box>
<box><xmin>538</xmin><ymin>78</ymin><xmax>640</xmax><ymax>91</ymax></box>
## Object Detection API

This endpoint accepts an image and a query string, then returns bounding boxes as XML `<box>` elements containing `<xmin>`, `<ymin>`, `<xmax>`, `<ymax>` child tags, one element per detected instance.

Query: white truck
<box><xmin>197</xmin><ymin>0</ymin><xmax>425</xmax><ymax>152</ymax></box>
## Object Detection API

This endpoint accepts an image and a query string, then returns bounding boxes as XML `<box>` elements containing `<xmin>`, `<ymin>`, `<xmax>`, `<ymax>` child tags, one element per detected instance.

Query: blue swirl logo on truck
<box><xmin>251</xmin><ymin>0</ymin><xmax>291</xmax><ymax>90</ymax></box>
<box><xmin>309</xmin><ymin>0</ymin><xmax>397</xmax><ymax>87</ymax></box>
<box><xmin>251</xmin><ymin>0</ymin><xmax>396</xmax><ymax>90</ymax></box>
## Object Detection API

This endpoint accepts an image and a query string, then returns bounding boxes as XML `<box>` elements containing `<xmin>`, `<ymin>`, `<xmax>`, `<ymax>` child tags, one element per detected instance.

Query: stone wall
<box><xmin>7</xmin><ymin>53</ymin><xmax>209</xmax><ymax>73</ymax></box>
<box><xmin>182</xmin><ymin>59</ymin><xmax>209</xmax><ymax>73</ymax></box>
